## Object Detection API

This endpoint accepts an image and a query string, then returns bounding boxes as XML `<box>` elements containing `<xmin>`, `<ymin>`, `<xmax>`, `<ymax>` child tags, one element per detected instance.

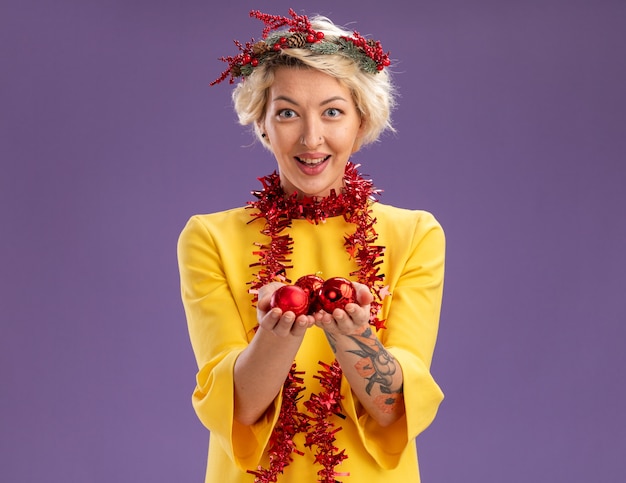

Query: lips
<box><xmin>295</xmin><ymin>155</ymin><xmax>330</xmax><ymax>167</ymax></box>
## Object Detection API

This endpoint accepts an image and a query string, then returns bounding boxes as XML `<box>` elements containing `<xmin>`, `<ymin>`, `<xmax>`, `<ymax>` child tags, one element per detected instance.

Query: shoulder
<box><xmin>371</xmin><ymin>202</ymin><xmax>445</xmax><ymax>261</ymax></box>
<box><xmin>183</xmin><ymin>206</ymin><xmax>251</xmax><ymax>228</ymax></box>
<box><xmin>177</xmin><ymin>206</ymin><xmax>258</xmax><ymax>249</ymax></box>
<box><xmin>372</xmin><ymin>202</ymin><xmax>444</xmax><ymax>237</ymax></box>
<box><xmin>179</xmin><ymin>206</ymin><xmax>256</xmax><ymax>234</ymax></box>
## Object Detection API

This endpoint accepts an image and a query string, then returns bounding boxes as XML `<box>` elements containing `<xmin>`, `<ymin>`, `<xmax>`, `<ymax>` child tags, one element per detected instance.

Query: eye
<box><xmin>324</xmin><ymin>107</ymin><xmax>342</xmax><ymax>118</ymax></box>
<box><xmin>277</xmin><ymin>109</ymin><xmax>297</xmax><ymax>119</ymax></box>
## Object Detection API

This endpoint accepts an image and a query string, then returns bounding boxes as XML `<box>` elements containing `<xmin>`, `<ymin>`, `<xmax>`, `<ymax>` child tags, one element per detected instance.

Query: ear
<box><xmin>256</xmin><ymin>121</ymin><xmax>269</xmax><ymax>144</ymax></box>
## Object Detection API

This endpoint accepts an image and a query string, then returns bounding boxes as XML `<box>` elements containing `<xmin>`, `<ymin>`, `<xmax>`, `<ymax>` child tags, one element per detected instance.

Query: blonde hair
<box><xmin>231</xmin><ymin>16</ymin><xmax>396</xmax><ymax>150</ymax></box>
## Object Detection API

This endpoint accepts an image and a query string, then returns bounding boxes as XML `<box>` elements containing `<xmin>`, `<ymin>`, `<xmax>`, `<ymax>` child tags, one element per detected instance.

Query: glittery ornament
<box><xmin>295</xmin><ymin>274</ymin><xmax>325</xmax><ymax>314</ymax></box>
<box><xmin>318</xmin><ymin>277</ymin><xmax>357</xmax><ymax>312</ymax></box>
<box><xmin>270</xmin><ymin>285</ymin><xmax>310</xmax><ymax>316</ymax></box>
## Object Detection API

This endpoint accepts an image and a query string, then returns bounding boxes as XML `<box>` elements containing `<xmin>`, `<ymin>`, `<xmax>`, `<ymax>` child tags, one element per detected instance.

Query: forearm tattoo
<box><xmin>348</xmin><ymin>327</ymin><xmax>398</xmax><ymax>395</ymax></box>
<box><xmin>325</xmin><ymin>327</ymin><xmax>403</xmax><ymax>413</ymax></box>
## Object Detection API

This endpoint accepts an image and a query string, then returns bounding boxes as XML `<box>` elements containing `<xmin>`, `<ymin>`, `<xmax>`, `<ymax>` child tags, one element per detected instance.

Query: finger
<box><xmin>272</xmin><ymin>311</ymin><xmax>297</xmax><ymax>337</ymax></box>
<box><xmin>257</xmin><ymin>297</ymin><xmax>271</xmax><ymax>314</ymax></box>
<box><xmin>314</xmin><ymin>310</ymin><xmax>333</xmax><ymax>329</ymax></box>
<box><xmin>257</xmin><ymin>282</ymin><xmax>285</xmax><ymax>309</ymax></box>
<box><xmin>258</xmin><ymin>307</ymin><xmax>282</xmax><ymax>331</ymax></box>
<box><xmin>344</xmin><ymin>303</ymin><xmax>370</xmax><ymax>325</ymax></box>
<box><xmin>257</xmin><ymin>282</ymin><xmax>286</xmax><ymax>321</ymax></box>
<box><xmin>353</xmin><ymin>282</ymin><xmax>374</xmax><ymax>306</ymax></box>
<box><xmin>290</xmin><ymin>315</ymin><xmax>313</xmax><ymax>337</ymax></box>
<box><xmin>332</xmin><ymin>308</ymin><xmax>357</xmax><ymax>333</ymax></box>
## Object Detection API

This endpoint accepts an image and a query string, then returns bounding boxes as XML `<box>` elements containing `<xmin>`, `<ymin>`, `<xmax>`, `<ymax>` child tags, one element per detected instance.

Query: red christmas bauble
<box><xmin>318</xmin><ymin>277</ymin><xmax>357</xmax><ymax>312</ymax></box>
<box><xmin>295</xmin><ymin>274</ymin><xmax>325</xmax><ymax>314</ymax></box>
<box><xmin>270</xmin><ymin>285</ymin><xmax>310</xmax><ymax>317</ymax></box>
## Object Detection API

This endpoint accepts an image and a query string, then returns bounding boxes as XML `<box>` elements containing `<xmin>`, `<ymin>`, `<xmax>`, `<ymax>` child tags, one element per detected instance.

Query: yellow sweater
<box><xmin>177</xmin><ymin>202</ymin><xmax>445</xmax><ymax>482</ymax></box>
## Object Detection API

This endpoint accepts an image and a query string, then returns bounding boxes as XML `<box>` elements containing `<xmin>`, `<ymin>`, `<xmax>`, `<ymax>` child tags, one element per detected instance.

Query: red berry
<box><xmin>316</xmin><ymin>31</ymin><xmax>325</xmax><ymax>40</ymax></box>
<box><xmin>270</xmin><ymin>285</ymin><xmax>309</xmax><ymax>317</ymax></box>
<box><xmin>306</xmin><ymin>34</ymin><xmax>315</xmax><ymax>43</ymax></box>
<box><xmin>318</xmin><ymin>277</ymin><xmax>357</xmax><ymax>312</ymax></box>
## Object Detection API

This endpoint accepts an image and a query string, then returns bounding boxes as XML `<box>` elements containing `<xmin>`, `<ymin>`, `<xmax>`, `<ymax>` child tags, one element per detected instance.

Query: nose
<box><xmin>300</xmin><ymin>119</ymin><xmax>323</xmax><ymax>147</ymax></box>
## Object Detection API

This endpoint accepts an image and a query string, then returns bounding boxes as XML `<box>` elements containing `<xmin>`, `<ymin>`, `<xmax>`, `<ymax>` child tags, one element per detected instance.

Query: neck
<box><xmin>249</xmin><ymin>162</ymin><xmax>379</xmax><ymax>222</ymax></box>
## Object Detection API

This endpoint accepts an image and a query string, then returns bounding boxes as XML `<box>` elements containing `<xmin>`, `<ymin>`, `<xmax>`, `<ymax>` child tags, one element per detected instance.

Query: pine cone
<box><xmin>286</xmin><ymin>32</ymin><xmax>308</xmax><ymax>48</ymax></box>
<box><xmin>252</xmin><ymin>41</ymin><xmax>270</xmax><ymax>56</ymax></box>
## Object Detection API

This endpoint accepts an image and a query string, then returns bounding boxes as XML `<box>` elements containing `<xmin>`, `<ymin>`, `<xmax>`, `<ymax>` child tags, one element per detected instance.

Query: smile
<box><xmin>295</xmin><ymin>155</ymin><xmax>330</xmax><ymax>167</ymax></box>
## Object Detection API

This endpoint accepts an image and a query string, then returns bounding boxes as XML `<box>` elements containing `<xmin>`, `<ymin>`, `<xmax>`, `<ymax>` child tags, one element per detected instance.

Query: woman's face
<box><xmin>260</xmin><ymin>67</ymin><xmax>364</xmax><ymax>198</ymax></box>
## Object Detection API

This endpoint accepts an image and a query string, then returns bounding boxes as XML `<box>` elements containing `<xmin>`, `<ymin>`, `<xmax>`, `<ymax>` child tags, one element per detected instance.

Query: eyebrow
<box><xmin>272</xmin><ymin>95</ymin><xmax>349</xmax><ymax>106</ymax></box>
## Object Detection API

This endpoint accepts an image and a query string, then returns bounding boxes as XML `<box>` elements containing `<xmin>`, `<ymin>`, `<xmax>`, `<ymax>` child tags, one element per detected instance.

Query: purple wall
<box><xmin>2</xmin><ymin>0</ymin><xmax>624</xmax><ymax>481</ymax></box>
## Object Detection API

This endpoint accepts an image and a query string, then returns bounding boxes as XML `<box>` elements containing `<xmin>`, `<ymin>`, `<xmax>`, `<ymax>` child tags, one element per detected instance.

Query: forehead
<box><xmin>267</xmin><ymin>67</ymin><xmax>353</xmax><ymax>103</ymax></box>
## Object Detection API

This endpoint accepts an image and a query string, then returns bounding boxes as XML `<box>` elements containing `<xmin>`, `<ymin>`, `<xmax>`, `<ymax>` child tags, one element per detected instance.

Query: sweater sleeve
<box><xmin>340</xmin><ymin>210</ymin><xmax>446</xmax><ymax>468</ymax></box>
<box><xmin>177</xmin><ymin>215</ymin><xmax>281</xmax><ymax>470</ymax></box>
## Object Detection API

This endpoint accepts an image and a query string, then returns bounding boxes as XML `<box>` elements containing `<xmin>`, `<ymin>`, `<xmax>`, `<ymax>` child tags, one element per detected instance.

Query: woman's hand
<box><xmin>313</xmin><ymin>281</ymin><xmax>405</xmax><ymax>427</ymax></box>
<box><xmin>257</xmin><ymin>282</ymin><xmax>315</xmax><ymax>337</ymax></box>
<box><xmin>234</xmin><ymin>282</ymin><xmax>314</xmax><ymax>426</ymax></box>
<box><xmin>314</xmin><ymin>281</ymin><xmax>373</xmax><ymax>335</ymax></box>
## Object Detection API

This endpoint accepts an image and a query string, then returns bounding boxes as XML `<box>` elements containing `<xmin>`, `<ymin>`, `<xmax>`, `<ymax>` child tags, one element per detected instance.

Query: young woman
<box><xmin>178</xmin><ymin>9</ymin><xmax>445</xmax><ymax>483</ymax></box>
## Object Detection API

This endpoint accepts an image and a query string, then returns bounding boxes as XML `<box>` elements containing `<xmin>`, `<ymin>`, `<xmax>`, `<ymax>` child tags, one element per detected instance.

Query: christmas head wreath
<box><xmin>210</xmin><ymin>8</ymin><xmax>391</xmax><ymax>85</ymax></box>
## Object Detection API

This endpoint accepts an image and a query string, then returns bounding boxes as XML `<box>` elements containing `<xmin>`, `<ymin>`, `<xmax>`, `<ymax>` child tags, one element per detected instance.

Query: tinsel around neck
<box><xmin>246</xmin><ymin>161</ymin><xmax>388</xmax><ymax>330</ymax></box>
<box><xmin>248</xmin><ymin>162</ymin><xmax>380</xmax><ymax>224</ymax></box>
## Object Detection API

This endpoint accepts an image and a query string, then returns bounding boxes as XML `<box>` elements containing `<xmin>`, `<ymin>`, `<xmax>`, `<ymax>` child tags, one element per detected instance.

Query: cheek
<box><xmin>271</xmin><ymin>128</ymin><xmax>299</xmax><ymax>149</ymax></box>
<box><xmin>336</xmin><ymin>126</ymin><xmax>361</xmax><ymax>149</ymax></box>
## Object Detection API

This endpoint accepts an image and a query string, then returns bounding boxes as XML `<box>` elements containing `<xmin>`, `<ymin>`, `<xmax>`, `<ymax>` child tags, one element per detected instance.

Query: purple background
<box><xmin>2</xmin><ymin>0</ymin><xmax>625</xmax><ymax>481</ymax></box>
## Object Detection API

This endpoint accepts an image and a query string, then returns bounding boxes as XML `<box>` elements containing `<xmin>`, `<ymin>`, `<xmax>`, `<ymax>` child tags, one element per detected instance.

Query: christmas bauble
<box><xmin>270</xmin><ymin>285</ymin><xmax>310</xmax><ymax>317</ymax></box>
<box><xmin>318</xmin><ymin>277</ymin><xmax>357</xmax><ymax>312</ymax></box>
<box><xmin>295</xmin><ymin>274</ymin><xmax>325</xmax><ymax>314</ymax></box>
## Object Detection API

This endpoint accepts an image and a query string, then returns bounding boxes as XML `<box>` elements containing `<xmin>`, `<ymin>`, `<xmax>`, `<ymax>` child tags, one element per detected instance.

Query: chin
<box><xmin>297</xmin><ymin>184</ymin><xmax>336</xmax><ymax>198</ymax></box>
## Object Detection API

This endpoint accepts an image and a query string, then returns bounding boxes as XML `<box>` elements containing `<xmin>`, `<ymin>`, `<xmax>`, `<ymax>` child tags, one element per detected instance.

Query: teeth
<box><xmin>297</xmin><ymin>156</ymin><xmax>328</xmax><ymax>165</ymax></box>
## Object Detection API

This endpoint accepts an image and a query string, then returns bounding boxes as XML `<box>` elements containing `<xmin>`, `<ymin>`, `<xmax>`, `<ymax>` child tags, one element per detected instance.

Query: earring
<box><xmin>261</xmin><ymin>133</ymin><xmax>267</xmax><ymax>138</ymax></box>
